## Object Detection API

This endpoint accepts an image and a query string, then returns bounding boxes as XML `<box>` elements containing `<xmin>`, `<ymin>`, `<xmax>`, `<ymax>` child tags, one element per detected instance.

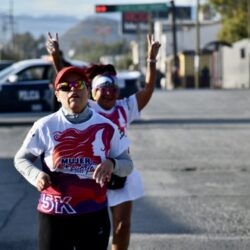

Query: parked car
<box><xmin>116</xmin><ymin>70</ymin><xmax>142</xmax><ymax>98</ymax></box>
<box><xmin>0</xmin><ymin>58</ymin><xmax>88</xmax><ymax>112</ymax></box>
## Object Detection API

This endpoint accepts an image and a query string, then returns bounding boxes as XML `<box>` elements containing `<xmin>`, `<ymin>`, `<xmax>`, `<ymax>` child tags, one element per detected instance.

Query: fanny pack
<box><xmin>107</xmin><ymin>174</ymin><xmax>127</xmax><ymax>190</ymax></box>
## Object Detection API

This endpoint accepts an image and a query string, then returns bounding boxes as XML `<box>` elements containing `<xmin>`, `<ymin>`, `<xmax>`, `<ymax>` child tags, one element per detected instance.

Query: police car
<box><xmin>0</xmin><ymin>58</ymin><xmax>88</xmax><ymax>112</ymax></box>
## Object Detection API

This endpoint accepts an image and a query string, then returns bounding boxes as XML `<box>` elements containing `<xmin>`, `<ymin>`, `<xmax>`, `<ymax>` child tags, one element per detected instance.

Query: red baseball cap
<box><xmin>54</xmin><ymin>66</ymin><xmax>88</xmax><ymax>89</ymax></box>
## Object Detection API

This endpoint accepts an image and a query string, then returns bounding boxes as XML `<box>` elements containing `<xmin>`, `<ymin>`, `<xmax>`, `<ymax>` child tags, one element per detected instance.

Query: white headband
<box><xmin>92</xmin><ymin>75</ymin><xmax>118</xmax><ymax>90</ymax></box>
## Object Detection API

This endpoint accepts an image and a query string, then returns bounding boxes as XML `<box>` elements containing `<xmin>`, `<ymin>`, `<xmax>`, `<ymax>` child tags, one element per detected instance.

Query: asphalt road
<box><xmin>1</xmin><ymin>89</ymin><xmax>250</xmax><ymax>250</ymax></box>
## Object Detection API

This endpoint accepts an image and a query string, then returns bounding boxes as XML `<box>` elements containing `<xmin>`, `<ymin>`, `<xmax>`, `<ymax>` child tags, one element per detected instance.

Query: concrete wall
<box><xmin>222</xmin><ymin>39</ymin><xmax>250</xmax><ymax>89</ymax></box>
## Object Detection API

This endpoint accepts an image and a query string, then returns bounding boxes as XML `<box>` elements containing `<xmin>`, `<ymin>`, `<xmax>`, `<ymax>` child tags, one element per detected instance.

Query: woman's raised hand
<box><xmin>147</xmin><ymin>34</ymin><xmax>161</xmax><ymax>61</ymax></box>
<box><xmin>46</xmin><ymin>32</ymin><xmax>60</xmax><ymax>55</ymax></box>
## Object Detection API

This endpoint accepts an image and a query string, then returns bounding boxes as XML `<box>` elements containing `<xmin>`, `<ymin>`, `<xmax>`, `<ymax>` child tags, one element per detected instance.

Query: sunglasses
<box><xmin>57</xmin><ymin>80</ymin><xmax>86</xmax><ymax>92</ymax></box>
<box><xmin>96</xmin><ymin>87</ymin><xmax>119</xmax><ymax>95</ymax></box>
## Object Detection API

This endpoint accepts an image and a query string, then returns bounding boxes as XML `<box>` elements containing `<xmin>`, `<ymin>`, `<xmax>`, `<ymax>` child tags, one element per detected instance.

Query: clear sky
<box><xmin>1</xmin><ymin>0</ymin><xmax>207</xmax><ymax>18</ymax></box>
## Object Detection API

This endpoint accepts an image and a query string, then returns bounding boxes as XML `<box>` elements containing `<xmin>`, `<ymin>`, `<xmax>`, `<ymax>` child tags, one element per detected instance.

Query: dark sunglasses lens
<box><xmin>58</xmin><ymin>81</ymin><xmax>85</xmax><ymax>91</ymax></box>
<box><xmin>71</xmin><ymin>81</ymin><xmax>84</xmax><ymax>89</ymax></box>
<box><xmin>59</xmin><ymin>86</ymin><xmax>71</xmax><ymax>92</ymax></box>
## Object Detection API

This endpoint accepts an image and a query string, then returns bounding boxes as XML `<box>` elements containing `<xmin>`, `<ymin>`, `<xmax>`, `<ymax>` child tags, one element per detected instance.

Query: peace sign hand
<box><xmin>46</xmin><ymin>32</ymin><xmax>60</xmax><ymax>55</ymax></box>
<box><xmin>147</xmin><ymin>34</ymin><xmax>161</xmax><ymax>61</ymax></box>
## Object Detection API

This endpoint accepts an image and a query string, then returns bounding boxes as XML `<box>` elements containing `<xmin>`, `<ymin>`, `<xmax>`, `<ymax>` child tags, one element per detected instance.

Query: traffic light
<box><xmin>95</xmin><ymin>4</ymin><xmax>168</xmax><ymax>13</ymax></box>
<box><xmin>95</xmin><ymin>5</ymin><xmax>116</xmax><ymax>13</ymax></box>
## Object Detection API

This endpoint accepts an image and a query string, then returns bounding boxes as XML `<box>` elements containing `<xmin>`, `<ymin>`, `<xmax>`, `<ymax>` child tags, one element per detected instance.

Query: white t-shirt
<box><xmin>22</xmin><ymin>109</ymin><xmax>127</xmax><ymax>215</ymax></box>
<box><xmin>88</xmin><ymin>94</ymin><xmax>140</xmax><ymax>146</ymax></box>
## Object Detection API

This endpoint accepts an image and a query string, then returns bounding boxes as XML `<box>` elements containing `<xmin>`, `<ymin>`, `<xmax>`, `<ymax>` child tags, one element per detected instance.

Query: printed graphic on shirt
<box><xmin>39</xmin><ymin>177</ymin><xmax>108</xmax><ymax>215</ymax></box>
<box><xmin>38</xmin><ymin>123</ymin><xmax>115</xmax><ymax>215</ymax></box>
<box><xmin>99</xmin><ymin>106</ymin><xmax>128</xmax><ymax>140</ymax></box>
<box><xmin>52</xmin><ymin>124</ymin><xmax>114</xmax><ymax>178</ymax></box>
<box><xmin>40</xmin><ymin>193</ymin><xmax>76</xmax><ymax>214</ymax></box>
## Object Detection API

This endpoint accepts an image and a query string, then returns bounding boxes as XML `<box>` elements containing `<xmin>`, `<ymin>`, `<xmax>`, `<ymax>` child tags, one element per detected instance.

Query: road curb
<box><xmin>0</xmin><ymin>112</ymin><xmax>50</xmax><ymax>126</ymax></box>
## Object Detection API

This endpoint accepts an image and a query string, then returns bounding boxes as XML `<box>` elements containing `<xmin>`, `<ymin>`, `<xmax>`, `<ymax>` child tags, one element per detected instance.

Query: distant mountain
<box><xmin>60</xmin><ymin>16</ymin><xmax>127</xmax><ymax>52</ymax></box>
<box><xmin>1</xmin><ymin>15</ymin><xmax>81</xmax><ymax>40</ymax></box>
<box><xmin>1</xmin><ymin>14</ymin><xmax>137</xmax><ymax>54</ymax></box>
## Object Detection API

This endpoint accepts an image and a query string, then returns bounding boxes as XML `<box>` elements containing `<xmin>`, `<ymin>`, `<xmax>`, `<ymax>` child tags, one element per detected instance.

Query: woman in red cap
<box><xmin>47</xmin><ymin>33</ymin><xmax>161</xmax><ymax>250</ymax></box>
<box><xmin>14</xmin><ymin>66</ymin><xmax>133</xmax><ymax>250</ymax></box>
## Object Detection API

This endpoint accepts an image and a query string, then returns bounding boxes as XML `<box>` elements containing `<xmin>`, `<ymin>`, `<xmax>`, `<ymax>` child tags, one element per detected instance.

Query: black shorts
<box><xmin>38</xmin><ymin>208</ymin><xmax>110</xmax><ymax>250</ymax></box>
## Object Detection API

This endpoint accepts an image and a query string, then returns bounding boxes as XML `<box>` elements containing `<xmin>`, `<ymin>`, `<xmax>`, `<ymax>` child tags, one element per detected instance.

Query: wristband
<box><xmin>147</xmin><ymin>59</ymin><xmax>157</xmax><ymax>63</ymax></box>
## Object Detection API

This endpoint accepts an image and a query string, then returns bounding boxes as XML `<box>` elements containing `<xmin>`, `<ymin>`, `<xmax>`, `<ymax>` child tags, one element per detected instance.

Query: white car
<box><xmin>116</xmin><ymin>70</ymin><xmax>142</xmax><ymax>98</ymax></box>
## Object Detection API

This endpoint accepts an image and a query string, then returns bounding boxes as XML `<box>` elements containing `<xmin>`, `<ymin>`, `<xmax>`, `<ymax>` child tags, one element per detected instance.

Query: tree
<box><xmin>2</xmin><ymin>32</ymin><xmax>47</xmax><ymax>61</ymax></box>
<box><xmin>208</xmin><ymin>0</ymin><xmax>248</xmax><ymax>42</ymax></box>
<box><xmin>73</xmin><ymin>39</ymin><xmax>131</xmax><ymax>69</ymax></box>
<box><xmin>200</xmin><ymin>2</ymin><xmax>217</xmax><ymax>20</ymax></box>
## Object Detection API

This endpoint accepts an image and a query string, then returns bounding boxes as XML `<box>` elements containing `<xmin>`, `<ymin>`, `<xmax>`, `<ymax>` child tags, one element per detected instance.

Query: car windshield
<box><xmin>0</xmin><ymin>63</ymin><xmax>17</xmax><ymax>80</ymax></box>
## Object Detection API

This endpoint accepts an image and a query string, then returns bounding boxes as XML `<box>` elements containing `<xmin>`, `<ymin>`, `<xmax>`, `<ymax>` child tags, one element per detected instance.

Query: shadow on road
<box><xmin>0</xmin><ymin>158</ymin><xmax>38</xmax><ymax>249</ymax></box>
<box><xmin>133</xmin><ymin>118</ymin><xmax>250</xmax><ymax>125</ymax></box>
<box><xmin>131</xmin><ymin>197</ymin><xmax>199</xmax><ymax>235</ymax></box>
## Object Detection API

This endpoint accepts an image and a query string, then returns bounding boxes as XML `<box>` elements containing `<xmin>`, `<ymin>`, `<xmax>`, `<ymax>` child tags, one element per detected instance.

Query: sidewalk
<box><xmin>0</xmin><ymin>112</ymin><xmax>50</xmax><ymax>126</ymax></box>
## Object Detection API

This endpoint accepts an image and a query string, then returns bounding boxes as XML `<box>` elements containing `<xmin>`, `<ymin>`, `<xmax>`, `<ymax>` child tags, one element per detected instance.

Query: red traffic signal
<box><xmin>95</xmin><ymin>5</ymin><xmax>116</xmax><ymax>13</ymax></box>
<box><xmin>95</xmin><ymin>5</ymin><xmax>108</xmax><ymax>13</ymax></box>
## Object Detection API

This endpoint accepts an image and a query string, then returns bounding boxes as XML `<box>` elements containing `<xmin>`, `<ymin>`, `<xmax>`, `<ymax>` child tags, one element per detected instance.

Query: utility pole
<box><xmin>170</xmin><ymin>0</ymin><xmax>179</xmax><ymax>88</ymax></box>
<box><xmin>9</xmin><ymin>0</ymin><xmax>15</xmax><ymax>50</ymax></box>
<box><xmin>248</xmin><ymin>0</ymin><xmax>250</xmax><ymax>88</ymax></box>
<box><xmin>149</xmin><ymin>12</ymin><xmax>154</xmax><ymax>34</ymax></box>
<box><xmin>194</xmin><ymin>0</ymin><xmax>200</xmax><ymax>89</ymax></box>
<box><xmin>248</xmin><ymin>0</ymin><xmax>250</xmax><ymax>40</ymax></box>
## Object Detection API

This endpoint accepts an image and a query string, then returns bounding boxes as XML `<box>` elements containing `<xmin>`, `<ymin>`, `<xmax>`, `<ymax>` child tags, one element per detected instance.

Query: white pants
<box><xmin>107</xmin><ymin>169</ymin><xmax>144</xmax><ymax>207</ymax></box>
